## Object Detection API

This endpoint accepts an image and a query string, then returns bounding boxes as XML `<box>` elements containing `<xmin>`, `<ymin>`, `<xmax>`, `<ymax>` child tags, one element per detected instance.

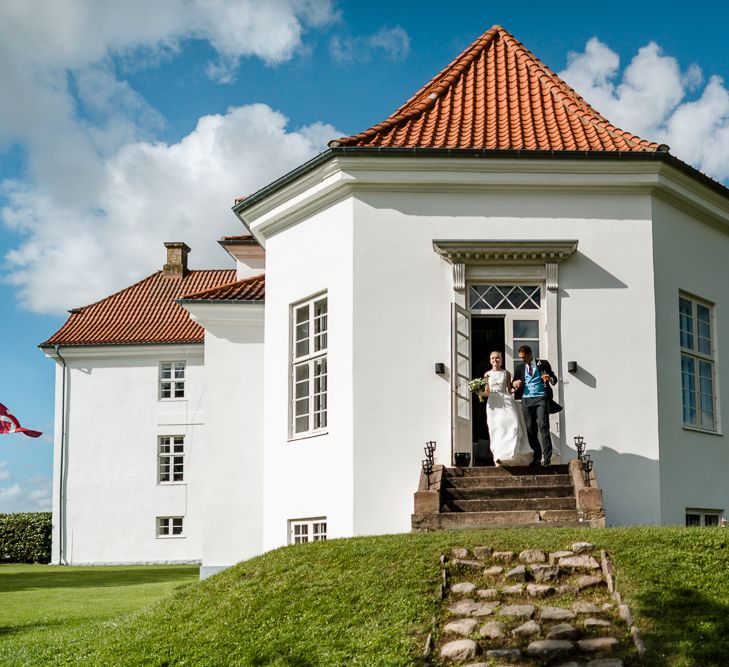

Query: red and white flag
<box><xmin>0</xmin><ymin>403</ymin><xmax>42</xmax><ymax>438</ymax></box>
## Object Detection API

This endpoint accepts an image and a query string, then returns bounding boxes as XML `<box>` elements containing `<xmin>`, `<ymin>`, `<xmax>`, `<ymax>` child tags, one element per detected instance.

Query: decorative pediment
<box><xmin>433</xmin><ymin>240</ymin><xmax>578</xmax><ymax>291</ymax></box>
<box><xmin>432</xmin><ymin>240</ymin><xmax>578</xmax><ymax>265</ymax></box>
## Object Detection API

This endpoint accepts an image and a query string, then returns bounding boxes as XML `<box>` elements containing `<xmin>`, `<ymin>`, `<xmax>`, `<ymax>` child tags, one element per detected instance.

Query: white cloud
<box><xmin>331</xmin><ymin>26</ymin><xmax>410</xmax><ymax>63</ymax></box>
<box><xmin>0</xmin><ymin>475</ymin><xmax>52</xmax><ymax>512</ymax></box>
<box><xmin>0</xmin><ymin>1</ymin><xmax>341</xmax><ymax>313</ymax></box>
<box><xmin>3</xmin><ymin>105</ymin><xmax>339</xmax><ymax>313</ymax></box>
<box><xmin>0</xmin><ymin>461</ymin><xmax>10</xmax><ymax>481</ymax></box>
<box><xmin>559</xmin><ymin>39</ymin><xmax>729</xmax><ymax>181</ymax></box>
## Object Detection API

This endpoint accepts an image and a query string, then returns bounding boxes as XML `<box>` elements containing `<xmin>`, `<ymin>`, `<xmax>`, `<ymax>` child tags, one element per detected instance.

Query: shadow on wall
<box><xmin>561</xmin><ymin>445</ymin><xmax>660</xmax><ymax>526</ymax></box>
<box><xmin>559</xmin><ymin>252</ymin><xmax>627</xmax><ymax>290</ymax></box>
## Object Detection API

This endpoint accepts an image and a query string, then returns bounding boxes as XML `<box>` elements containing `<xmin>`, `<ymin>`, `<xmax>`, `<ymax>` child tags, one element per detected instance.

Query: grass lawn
<box><xmin>0</xmin><ymin>564</ymin><xmax>198</xmax><ymax>666</ymax></box>
<box><xmin>2</xmin><ymin>528</ymin><xmax>729</xmax><ymax>665</ymax></box>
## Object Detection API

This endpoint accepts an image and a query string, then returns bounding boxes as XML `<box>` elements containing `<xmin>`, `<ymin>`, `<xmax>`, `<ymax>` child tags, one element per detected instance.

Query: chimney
<box><xmin>163</xmin><ymin>242</ymin><xmax>191</xmax><ymax>277</ymax></box>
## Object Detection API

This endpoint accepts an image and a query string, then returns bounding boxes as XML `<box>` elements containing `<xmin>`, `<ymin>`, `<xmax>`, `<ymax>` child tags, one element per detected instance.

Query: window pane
<box><xmin>679</xmin><ymin>298</ymin><xmax>693</xmax><ymax>349</ymax></box>
<box><xmin>700</xmin><ymin>360</ymin><xmax>714</xmax><ymax>429</ymax></box>
<box><xmin>681</xmin><ymin>355</ymin><xmax>696</xmax><ymax>425</ymax></box>
<box><xmin>705</xmin><ymin>514</ymin><xmax>720</xmax><ymax>527</ymax></box>
<box><xmin>296</xmin><ymin>305</ymin><xmax>309</xmax><ymax>324</ymax></box>
<box><xmin>295</xmin><ymin>415</ymin><xmax>309</xmax><ymax>433</ymax></box>
<box><xmin>697</xmin><ymin>304</ymin><xmax>711</xmax><ymax>354</ymax></box>
<box><xmin>513</xmin><ymin>320</ymin><xmax>539</xmax><ymax>339</ymax></box>
<box><xmin>160</xmin><ymin>385</ymin><xmax>171</xmax><ymax>399</ymax></box>
<box><xmin>686</xmin><ymin>513</ymin><xmax>701</xmax><ymax>527</ymax></box>
<box><xmin>174</xmin><ymin>363</ymin><xmax>185</xmax><ymax>379</ymax></box>
<box><xmin>295</xmin><ymin>398</ymin><xmax>309</xmax><ymax>417</ymax></box>
<box><xmin>161</xmin><ymin>363</ymin><xmax>172</xmax><ymax>379</ymax></box>
<box><xmin>172</xmin><ymin>518</ymin><xmax>183</xmax><ymax>535</ymax></box>
<box><xmin>514</xmin><ymin>340</ymin><xmax>540</xmax><ymax>360</ymax></box>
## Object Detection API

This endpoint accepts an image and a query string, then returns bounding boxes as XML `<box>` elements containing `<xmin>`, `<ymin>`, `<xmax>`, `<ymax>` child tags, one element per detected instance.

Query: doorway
<box><xmin>471</xmin><ymin>316</ymin><xmax>504</xmax><ymax>466</ymax></box>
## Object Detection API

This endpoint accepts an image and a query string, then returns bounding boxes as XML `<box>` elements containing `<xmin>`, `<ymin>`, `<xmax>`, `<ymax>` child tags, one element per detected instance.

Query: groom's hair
<box><xmin>517</xmin><ymin>344</ymin><xmax>532</xmax><ymax>355</ymax></box>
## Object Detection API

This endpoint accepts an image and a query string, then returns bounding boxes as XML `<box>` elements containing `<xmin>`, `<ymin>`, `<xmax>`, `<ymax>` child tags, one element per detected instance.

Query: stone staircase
<box><xmin>412</xmin><ymin>461</ymin><xmax>605</xmax><ymax>531</ymax></box>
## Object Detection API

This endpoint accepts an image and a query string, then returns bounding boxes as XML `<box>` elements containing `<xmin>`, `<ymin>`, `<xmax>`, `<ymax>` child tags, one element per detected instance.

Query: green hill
<box><xmin>14</xmin><ymin>527</ymin><xmax>729</xmax><ymax>665</ymax></box>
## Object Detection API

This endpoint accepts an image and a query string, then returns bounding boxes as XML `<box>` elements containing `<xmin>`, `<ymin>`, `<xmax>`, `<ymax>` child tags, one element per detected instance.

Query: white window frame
<box><xmin>288</xmin><ymin>517</ymin><xmax>327</xmax><ymax>544</ymax></box>
<box><xmin>685</xmin><ymin>509</ymin><xmax>722</xmax><ymax>527</ymax></box>
<box><xmin>159</xmin><ymin>361</ymin><xmax>186</xmax><ymax>400</ymax></box>
<box><xmin>290</xmin><ymin>293</ymin><xmax>328</xmax><ymax>439</ymax></box>
<box><xmin>156</xmin><ymin>516</ymin><xmax>184</xmax><ymax>538</ymax></box>
<box><xmin>679</xmin><ymin>293</ymin><xmax>718</xmax><ymax>432</ymax></box>
<box><xmin>158</xmin><ymin>435</ymin><xmax>184</xmax><ymax>484</ymax></box>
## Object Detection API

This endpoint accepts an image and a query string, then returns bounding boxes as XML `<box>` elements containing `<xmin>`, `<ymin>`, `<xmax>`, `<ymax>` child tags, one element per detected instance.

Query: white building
<box><xmin>42</xmin><ymin>25</ymin><xmax>729</xmax><ymax>577</ymax></box>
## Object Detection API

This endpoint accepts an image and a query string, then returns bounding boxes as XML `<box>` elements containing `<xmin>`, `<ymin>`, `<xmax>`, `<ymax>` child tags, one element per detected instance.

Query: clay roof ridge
<box><xmin>179</xmin><ymin>273</ymin><xmax>265</xmax><ymax>300</ymax></box>
<box><xmin>330</xmin><ymin>25</ymin><xmax>502</xmax><ymax>147</ymax></box>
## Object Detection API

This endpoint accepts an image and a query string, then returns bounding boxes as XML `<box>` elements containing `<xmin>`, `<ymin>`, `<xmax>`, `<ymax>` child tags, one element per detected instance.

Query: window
<box><xmin>686</xmin><ymin>509</ymin><xmax>722</xmax><ymax>527</ymax></box>
<box><xmin>156</xmin><ymin>516</ymin><xmax>184</xmax><ymax>537</ymax></box>
<box><xmin>158</xmin><ymin>436</ymin><xmax>184</xmax><ymax>483</ymax></box>
<box><xmin>291</xmin><ymin>294</ymin><xmax>328</xmax><ymax>436</ymax></box>
<box><xmin>160</xmin><ymin>361</ymin><xmax>185</xmax><ymax>399</ymax></box>
<box><xmin>288</xmin><ymin>518</ymin><xmax>327</xmax><ymax>544</ymax></box>
<box><xmin>469</xmin><ymin>284</ymin><xmax>541</xmax><ymax>310</ymax></box>
<box><xmin>679</xmin><ymin>295</ymin><xmax>716</xmax><ymax>430</ymax></box>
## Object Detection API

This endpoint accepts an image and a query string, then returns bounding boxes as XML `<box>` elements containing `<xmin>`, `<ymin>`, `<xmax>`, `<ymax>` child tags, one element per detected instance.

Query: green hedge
<box><xmin>0</xmin><ymin>512</ymin><xmax>52</xmax><ymax>563</ymax></box>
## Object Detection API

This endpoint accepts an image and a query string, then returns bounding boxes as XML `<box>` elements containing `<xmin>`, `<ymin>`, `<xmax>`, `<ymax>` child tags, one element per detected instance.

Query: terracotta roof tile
<box><xmin>178</xmin><ymin>274</ymin><xmax>265</xmax><ymax>302</ymax></box>
<box><xmin>41</xmin><ymin>269</ymin><xmax>236</xmax><ymax>347</ymax></box>
<box><xmin>331</xmin><ymin>25</ymin><xmax>659</xmax><ymax>152</ymax></box>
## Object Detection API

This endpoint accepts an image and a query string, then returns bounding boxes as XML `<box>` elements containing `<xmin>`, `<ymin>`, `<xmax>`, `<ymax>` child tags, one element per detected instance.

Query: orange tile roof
<box><xmin>178</xmin><ymin>274</ymin><xmax>265</xmax><ymax>302</ymax></box>
<box><xmin>331</xmin><ymin>25</ymin><xmax>660</xmax><ymax>152</ymax></box>
<box><xmin>41</xmin><ymin>270</ymin><xmax>236</xmax><ymax>347</ymax></box>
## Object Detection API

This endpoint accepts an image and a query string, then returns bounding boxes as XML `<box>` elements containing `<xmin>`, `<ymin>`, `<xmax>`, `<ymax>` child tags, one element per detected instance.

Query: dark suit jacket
<box><xmin>513</xmin><ymin>358</ymin><xmax>558</xmax><ymax>402</ymax></box>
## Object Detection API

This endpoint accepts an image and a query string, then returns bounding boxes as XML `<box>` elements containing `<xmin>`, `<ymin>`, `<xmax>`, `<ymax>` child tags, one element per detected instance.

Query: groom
<box><xmin>512</xmin><ymin>345</ymin><xmax>559</xmax><ymax>467</ymax></box>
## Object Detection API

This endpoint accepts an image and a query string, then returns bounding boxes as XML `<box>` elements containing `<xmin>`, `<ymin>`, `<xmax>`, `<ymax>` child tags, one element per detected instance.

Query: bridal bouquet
<box><xmin>468</xmin><ymin>377</ymin><xmax>488</xmax><ymax>402</ymax></box>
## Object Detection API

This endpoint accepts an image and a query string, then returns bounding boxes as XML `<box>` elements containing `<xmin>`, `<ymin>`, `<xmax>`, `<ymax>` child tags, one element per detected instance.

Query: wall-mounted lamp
<box><xmin>567</xmin><ymin>361</ymin><xmax>578</xmax><ymax>374</ymax></box>
<box><xmin>434</xmin><ymin>362</ymin><xmax>446</xmax><ymax>375</ymax></box>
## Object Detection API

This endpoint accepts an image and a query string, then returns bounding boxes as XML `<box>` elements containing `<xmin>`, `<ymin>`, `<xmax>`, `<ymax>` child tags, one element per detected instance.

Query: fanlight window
<box><xmin>469</xmin><ymin>285</ymin><xmax>541</xmax><ymax>310</ymax></box>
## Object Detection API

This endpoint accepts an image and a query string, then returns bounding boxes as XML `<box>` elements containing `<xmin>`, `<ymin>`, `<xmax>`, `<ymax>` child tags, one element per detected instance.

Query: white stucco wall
<box><xmin>183</xmin><ymin>303</ymin><xmax>265</xmax><ymax>577</ymax></box>
<box><xmin>260</xmin><ymin>197</ymin><xmax>354</xmax><ymax>552</ymax></box>
<box><xmin>652</xmin><ymin>196</ymin><xmax>729</xmax><ymax>525</ymax></box>
<box><xmin>242</xmin><ymin>154</ymin><xmax>729</xmax><ymax>539</ymax></box>
<box><xmin>349</xmin><ymin>189</ymin><xmax>661</xmax><ymax>530</ymax></box>
<box><xmin>48</xmin><ymin>345</ymin><xmax>205</xmax><ymax>564</ymax></box>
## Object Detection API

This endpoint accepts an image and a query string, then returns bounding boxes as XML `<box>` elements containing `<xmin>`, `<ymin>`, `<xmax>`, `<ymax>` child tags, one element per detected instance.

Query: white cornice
<box><xmin>42</xmin><ymin>343</ymin><xmax>204</xmax><ymax>362</ymax></box>
<box><xmin>432</xmin><ymin>240</ymin><xmax>579</xmax><ymax>265</ymax></box>
<box><xmin>181</xmin><ymin>302</ymin><xmax>265</xmax><ymax>329</ymax></box>
<box><xmin>239</xmin><ymin>155</ymin><xmax>729</xmax><ymax>239</ymax></box>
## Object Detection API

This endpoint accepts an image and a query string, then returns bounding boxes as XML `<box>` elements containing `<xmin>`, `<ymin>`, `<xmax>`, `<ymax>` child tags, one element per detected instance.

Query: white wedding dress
<box><xmin>485</xmin><ymin>370</ymin><xmax>533</xmax><ymax>466</ymax></box>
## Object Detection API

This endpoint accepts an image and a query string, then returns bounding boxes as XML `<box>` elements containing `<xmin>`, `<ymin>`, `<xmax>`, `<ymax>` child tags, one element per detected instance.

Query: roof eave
<box><xmin>176</xmin><ymin>298</ymin><xmax>265</xmax><ymax>305</ymax></box>
<box><xmin>233</xmin><ymin>146</ymin><xmax>729</xmax><ymax>216</ymax></box>
<box><xmin>39</xmin><ymin>340</ymin><xmax>205</xmax><ymax>350</ymax></box>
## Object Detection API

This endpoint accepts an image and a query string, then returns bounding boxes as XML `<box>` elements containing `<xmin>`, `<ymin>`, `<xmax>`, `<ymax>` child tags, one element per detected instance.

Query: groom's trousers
<box><xmin>522</xmin><ymin>396</ymin><xmax>552</xmax><ymax>464</ymax></box>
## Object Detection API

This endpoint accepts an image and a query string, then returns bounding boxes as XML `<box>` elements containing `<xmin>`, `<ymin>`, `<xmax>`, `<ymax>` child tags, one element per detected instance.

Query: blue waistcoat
<box><xmin>523</xmin><ymin>363</ymin><xmax>546</xmax><ymax>398</ymax></box>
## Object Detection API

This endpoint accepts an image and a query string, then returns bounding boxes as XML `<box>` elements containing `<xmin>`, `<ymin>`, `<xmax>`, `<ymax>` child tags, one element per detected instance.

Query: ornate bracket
<box><xmin>452</xmin><ymin>262</ymin><xmax>465</xmax><ymax>291</ymax></box>
<box><xmin>546</xmin><ymin>262</ymin><xmax>559</xmax><ymax>292</ymax></box>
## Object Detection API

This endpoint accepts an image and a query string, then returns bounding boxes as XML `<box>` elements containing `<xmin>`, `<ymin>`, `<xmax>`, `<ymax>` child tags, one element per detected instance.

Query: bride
<box><xmin>483</xmin><ymin>351</ymin><xmax>533</xmax><ymax>466</ymax></box>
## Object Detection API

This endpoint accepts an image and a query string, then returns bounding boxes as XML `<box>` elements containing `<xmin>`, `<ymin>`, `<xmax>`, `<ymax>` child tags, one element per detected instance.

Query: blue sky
<box><xmin>2</xmin><ymin>0</ymin><xmax>729</xmax><ymax>511</ymax></box>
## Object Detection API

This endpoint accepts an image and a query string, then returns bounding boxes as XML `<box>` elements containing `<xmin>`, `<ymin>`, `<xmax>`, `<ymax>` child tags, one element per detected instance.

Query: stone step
<box><xmin>442</xmin><ymin>474</ymin><xmax>572</xmax><ymax>489</ymax></box>
<box><xmin>441</xmin><ymin>485</ymin><xmax>574</xmax><ymax>500</ymax></box>
<box><xmin>445</xmin><ymin>464</ymin><xmax>570</xmax><ymax>477</ymax></box>
<box><xmin>441</xmin><ymin>497</ymin><xmax>578</xmax><ymax>513</ymax></box>
<box><xmin>412</xmin><ymin>509</ymin><xmax>586</xmax><ymax>530</ymax></box>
